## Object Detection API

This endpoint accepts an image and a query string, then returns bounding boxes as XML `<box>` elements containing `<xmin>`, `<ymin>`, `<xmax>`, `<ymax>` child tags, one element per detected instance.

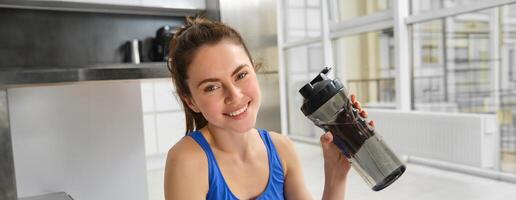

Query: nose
<box><xmin>224</xmin><ymin>83</ymin><xmax>243</xmax><ymax>105</ymax></box>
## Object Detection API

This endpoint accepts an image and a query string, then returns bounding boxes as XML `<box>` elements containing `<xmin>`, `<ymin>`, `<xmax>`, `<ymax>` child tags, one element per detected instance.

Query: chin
<box><xmin>234</xmin><ymin>117</ymin><xmax>258</xmax><ymax>133</ymax></box>
<box><xmin>234</xmin><ymin>120</ymin><xmax>257</xmax><ymax>133</ymax></box>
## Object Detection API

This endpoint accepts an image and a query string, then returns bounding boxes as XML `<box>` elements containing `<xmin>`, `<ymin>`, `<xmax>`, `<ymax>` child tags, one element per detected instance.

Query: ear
<box><xmin>182</xmin><ymin>95</ymin><xmax>201</xmax><ymax>113</ymax></box>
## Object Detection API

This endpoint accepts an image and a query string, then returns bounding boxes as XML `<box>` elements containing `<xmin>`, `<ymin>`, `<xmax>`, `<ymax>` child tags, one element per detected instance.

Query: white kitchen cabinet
<box><xmin>9</xmin><ymin>81</ymin><xmax>149</xmax><ymax>200</ymax></box>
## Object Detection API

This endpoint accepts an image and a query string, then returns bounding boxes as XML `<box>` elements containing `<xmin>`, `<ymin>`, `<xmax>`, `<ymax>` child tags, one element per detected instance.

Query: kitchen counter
<box><xmin>19</xmin><ymin>192</ymin><xmax>73</xmax><ymax>200</ymax></box>
<box><xmin>0</xmin><ymin>62</ymin><xmax>170</xmax><ymax>88</ymax></box>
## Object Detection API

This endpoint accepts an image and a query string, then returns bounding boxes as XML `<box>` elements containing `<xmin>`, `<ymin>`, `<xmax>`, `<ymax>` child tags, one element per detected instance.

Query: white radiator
<box><xmin>367</xmin><ymin>109</ymin><xmax>500</xmax><ymax>169</ymax></box>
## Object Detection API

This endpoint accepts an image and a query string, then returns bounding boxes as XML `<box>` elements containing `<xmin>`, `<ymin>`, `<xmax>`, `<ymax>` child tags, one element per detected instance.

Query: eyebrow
<box><xmin>196</xmin><ymin>64</ymin><xmax>249</xmax><ymax>88</ymax></box>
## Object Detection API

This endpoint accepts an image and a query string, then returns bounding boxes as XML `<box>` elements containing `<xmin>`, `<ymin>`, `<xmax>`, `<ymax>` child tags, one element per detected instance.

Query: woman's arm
<box><xmin>277</xmin><ymin>134</ymin><xmax>314</xmax><ymax>200</ymax></box>
<box><xmin>320</xmin><ymin>132</ymin><xmax>350</xmax><ymax>200</ymax></box>
<box><xmin>164</xmin><ymin>138</ymin><xmax>208</xmax><ymax>200</ymax></box>
<box><xmin>278</xmin><ymin>94</ymin><xmax>372</xmax><ymax>200</ymax></box>
<box><xmin>272</xmin><ymin>132</ymin><xmax>348</xmax><ymax>200</ymax></box>
<box><xmin>320</xmin><ymin>94</ymin><xmax>374</xmax><ymax>200</ymax></box>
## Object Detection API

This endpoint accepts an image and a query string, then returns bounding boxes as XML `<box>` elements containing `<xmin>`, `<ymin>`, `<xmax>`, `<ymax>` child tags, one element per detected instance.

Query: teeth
<box><xmin>228</xmin><ymin>104</ymin><xmax>248</xmax><ymax>117</ymax></box>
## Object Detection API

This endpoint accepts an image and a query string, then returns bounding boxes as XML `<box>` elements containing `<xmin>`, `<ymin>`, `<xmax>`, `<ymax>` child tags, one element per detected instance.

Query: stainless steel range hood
<box><xmin>0</xmin><ymin>0</ymin><xmax>203</xmax><ymax>17</ymax></box>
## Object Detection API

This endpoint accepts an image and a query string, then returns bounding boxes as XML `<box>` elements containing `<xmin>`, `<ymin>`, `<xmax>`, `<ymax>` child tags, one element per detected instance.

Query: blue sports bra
<box><xmin>188</xmin><ymin>129</ymin><xmax>285</xmax><ymax>200</ymax></box>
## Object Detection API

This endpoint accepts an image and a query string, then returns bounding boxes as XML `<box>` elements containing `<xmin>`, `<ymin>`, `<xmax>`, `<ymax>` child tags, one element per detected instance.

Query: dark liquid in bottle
<box><xmin>319</xmin><ymin>102</ymin><xmax>375</xmax><ymax>158</ymax></box>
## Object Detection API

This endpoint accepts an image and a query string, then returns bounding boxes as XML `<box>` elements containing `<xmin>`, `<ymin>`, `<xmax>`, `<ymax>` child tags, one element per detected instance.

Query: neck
<box><xmin>203</xmin><ymin>124</ymin><xmax>257</xmax><ymax>159</ymax></box>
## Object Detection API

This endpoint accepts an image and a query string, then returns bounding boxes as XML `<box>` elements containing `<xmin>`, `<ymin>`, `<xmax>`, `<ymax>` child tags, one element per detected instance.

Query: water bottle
<box><xmin>298</xmin><ymin>67</ymin><xmax>406</xmax><ymax>191</ymax></box>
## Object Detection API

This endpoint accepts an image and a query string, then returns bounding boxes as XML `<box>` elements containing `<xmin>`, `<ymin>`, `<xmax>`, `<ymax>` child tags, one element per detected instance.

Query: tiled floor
<box><xmin>148</xmin><ymin>141</ymin><xmax>516</xmax><ymax>200</ymax></box>
<box><xmin>294</xmin><ymin>142</ymin><xmax>516</xmax><ymax>200</ymax></box>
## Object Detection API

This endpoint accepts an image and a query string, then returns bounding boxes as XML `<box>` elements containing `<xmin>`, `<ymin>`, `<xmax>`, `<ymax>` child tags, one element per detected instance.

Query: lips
<box><xmin>224</xmin><ymin>101</ymin><xmax>250</xmax><ymax>117</ymax></box>
<box><xmin>228</xmin><ymin>105</ymin><xmax>247</xmax><ymax>116</ymax></box>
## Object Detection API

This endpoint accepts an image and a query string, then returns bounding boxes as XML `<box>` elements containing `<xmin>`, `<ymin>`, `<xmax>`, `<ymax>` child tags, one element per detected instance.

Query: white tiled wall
<box><xmin>141</xmin><ymin>79</ymin><xmax>186</xmax><ymax>200</ymax></box>
<box><xmin>140</xmin><ymin>79</ymin><xmax>185</xmax><ymax>158</ymax></box>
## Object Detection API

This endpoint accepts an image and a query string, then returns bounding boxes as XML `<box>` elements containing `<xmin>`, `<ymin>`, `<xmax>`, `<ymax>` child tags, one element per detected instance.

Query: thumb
<box><xmin>320</xmin><ymin>132</ymin><xmax>334</xmax><ymax>149</ymax></box>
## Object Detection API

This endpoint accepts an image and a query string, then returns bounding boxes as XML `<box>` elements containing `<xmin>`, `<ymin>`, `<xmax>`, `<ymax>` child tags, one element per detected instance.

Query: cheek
<box><xmin>197</xmin><ymin>96</ymin><xmax>224</xmax><ymax>117</ymax></box>
<box><xmin>189</xmin><ymin>90</ymin><xmax>223</xmax><ymax>116</ymax></box>
<box><xmin>243</xmin><ymin>77</ymin><xmax>261</xmax><ymax>100</ymax></box>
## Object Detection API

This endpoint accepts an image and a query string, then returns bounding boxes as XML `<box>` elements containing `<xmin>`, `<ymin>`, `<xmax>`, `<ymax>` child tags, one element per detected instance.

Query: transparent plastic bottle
<box><xmin>299</xmin><ymin>67</ymin><xmax>406</xmax><ymax>191</ymax></box>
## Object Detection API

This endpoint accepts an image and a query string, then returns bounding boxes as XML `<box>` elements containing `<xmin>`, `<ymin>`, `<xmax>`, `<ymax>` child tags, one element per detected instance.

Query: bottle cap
<box><xmin>298</xmin><ymin>67</ymin><xmax>344</xmax><ymax>116</ymax></box>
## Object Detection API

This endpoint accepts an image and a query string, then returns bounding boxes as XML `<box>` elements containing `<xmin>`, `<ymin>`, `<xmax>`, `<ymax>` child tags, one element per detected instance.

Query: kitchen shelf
<box><xmin>0</xmin><ymin>62</ymin><xmax>170</xmax><ymax>88</ymax></box>
<box><xmin>0</xmin><ymin>0</ymin><xmax>203</xmax><ymax>17</ymax></box>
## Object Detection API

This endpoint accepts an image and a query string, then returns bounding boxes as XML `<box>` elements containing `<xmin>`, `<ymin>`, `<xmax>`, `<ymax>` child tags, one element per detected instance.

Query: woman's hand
<box><xmin>320</xmin><ymin>94</ymin><xmax>375</xmax><ymax>200</ymax></box>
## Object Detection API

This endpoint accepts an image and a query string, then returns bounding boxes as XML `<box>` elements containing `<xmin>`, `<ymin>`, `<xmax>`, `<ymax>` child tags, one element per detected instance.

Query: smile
<box><xmin>227</xmin><ymin>103</ymin><xmax>248</xmax><ymax>117</ymax></box>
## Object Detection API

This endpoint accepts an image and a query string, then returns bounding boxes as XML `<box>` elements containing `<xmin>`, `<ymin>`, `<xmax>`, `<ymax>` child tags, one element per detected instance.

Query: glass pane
<box><xmin>411</xmin><ymin>5</ymin><xmax>516</xmax><ymax>174</ymax></box>
<box><xmin>330</xmin><ymin>0</ymin><xmax>391</xmax><ymax>22</ymax></box>
<box><xmin>411</xmin><ymin>11</ymin><xmax>493</xmax><ymax>112</ymax></box>
<box><xmin>332</xmin><ymin>29</ymin><xmax>396</xmax><ymax>108</ymax></box>
<box><xmin>501</xmin><ymin>4</ymin><xmax>516</xmax><ymax>174</ymax></box>
<box><xmin>285</xmin><ymin>43</ymin><xmax>324</xmax><ymax>139</ymax></box>
<box><xmin>411</xmin><ymin>0</ymin><xmax>483</xmax><ymax>14</ymax></box>
<box><xmin>411</xmin><ymin>20</ymin><xmax>448</xmax><ymax>106</ymax></box>
<box><xmin>284</xmin><ymin>0</ymin><xmax>322</xmax><ymax>42</ymax></box>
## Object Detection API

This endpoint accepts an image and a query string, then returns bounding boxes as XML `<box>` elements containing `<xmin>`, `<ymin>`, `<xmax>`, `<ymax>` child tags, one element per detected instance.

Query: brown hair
<box><xmin>167</xmin><ymin>17</ymin><xmax>256</xmax><ymax>134</ymax></box>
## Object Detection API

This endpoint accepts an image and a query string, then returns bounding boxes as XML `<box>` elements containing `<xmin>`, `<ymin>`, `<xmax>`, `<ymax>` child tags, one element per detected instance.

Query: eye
<box><xmin>236</xmin><ymin>71</ymin><xmax>248</xmax><ymax>80</ymax></box>
<box><xmin>204</xmin><ymin>85</ymin><xmax>219</xmax><ymax>93</ymax></box>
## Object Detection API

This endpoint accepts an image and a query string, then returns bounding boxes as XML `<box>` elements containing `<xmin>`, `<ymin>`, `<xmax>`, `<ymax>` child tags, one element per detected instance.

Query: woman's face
<box><xmin>185</xmin><ymin>40</ymin><xmax>261</xmax><ymax>133</ymax></box>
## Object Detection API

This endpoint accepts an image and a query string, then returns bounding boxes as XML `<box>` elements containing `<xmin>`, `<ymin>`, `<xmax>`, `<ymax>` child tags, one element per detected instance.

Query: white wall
<box><xmin>368</xmin><ymin>109</ymin><xmax>499</xmax><ymax>169</ymax></box>
<box><xmin>8</xmin><ymin>81</ymin><xmax>148</xmax><ymax>200</ymax></box>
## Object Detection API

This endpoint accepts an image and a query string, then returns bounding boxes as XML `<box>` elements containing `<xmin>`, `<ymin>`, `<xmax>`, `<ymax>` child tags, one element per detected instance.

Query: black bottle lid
<box><xmin>299</xmin><ymin>67</ymin><xmax>344</xmax><ymax>116</ymax></box>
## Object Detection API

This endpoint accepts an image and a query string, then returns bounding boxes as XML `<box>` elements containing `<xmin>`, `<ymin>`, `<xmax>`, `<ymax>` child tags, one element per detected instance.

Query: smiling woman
<box><xmin>167</xmin><ymin>17</ymin><xmax>258</xmax><ymax>134</ymax></box>
<box><xmin>184</xmin><ymin>40</ymin><xmax>260</xmax><ymax>134</ymax></box>
<box><xmin>163</xmin><ymin>17</ymin><xmax>370</xmax><ymax>200</ymax></box>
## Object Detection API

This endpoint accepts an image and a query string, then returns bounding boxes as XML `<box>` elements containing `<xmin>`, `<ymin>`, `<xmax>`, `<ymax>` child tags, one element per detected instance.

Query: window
<box><xmin>279</xmin><ymin>0</ymin><xmax>516</xmax><ymax>175</ymax></box>
<box><xmin>329</xmin><ymin>0</ymin><xmax>391</xmax><ymax>22</ymax></box>
<box><xmin>285</xmin><ymin>43</ymin><xmax>324</xmax><ymax>139</ymax></box>
<box><xmin>411</xmin><ymin>0</ymin><xmax>483</xmax><ymax>14</ymax></box>
<box><xmin>411</xmin><ymin>9</ymin><xmax>493</xmax><ymax>112</ymax></box>
<box><xmin>333</xmin><ymin>29</ymin><xmax>396</xmax><ymax>108</ymax></box>
<box><xmin>284</xmin><ymin>0</ymin><xmax>322</xmax><ymax>42</ymax></box>
<box><xmin>410</xmin><ymin>3</ymin><xmax>516</xmax><ymax>173</ymax></box>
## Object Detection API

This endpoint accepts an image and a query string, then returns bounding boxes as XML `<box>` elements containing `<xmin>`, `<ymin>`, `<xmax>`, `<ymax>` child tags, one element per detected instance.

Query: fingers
<box><xmin>350</xmin><ymin>94</ymin><xmax>362</xmax><ymax>110</ymax></box>
<box><xmin>351</xmin><ymin>94</ymin><xmax>365</xmax><ymax>117</ymax></box>
<box><xmin>368</xmin><ymin>120</ymin><xmax>375</xmax><ymax>128</ymax></box>
<box><xmin>353</xmin><ymin>100</ymin><xmax>362</xmax><ymax>110</ymax></box>
<box><xmin>359</xmin><ymin>110</ymin><xmax>368</xmax><ymax>118</ymax></box>
<box><xmin>350</xmin><ymin>94</ymin><xmax>374</xmax><ymax>126</ymax></box>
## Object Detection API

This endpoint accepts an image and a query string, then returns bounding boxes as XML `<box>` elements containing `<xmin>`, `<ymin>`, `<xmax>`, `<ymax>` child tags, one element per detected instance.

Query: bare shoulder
<box><xmin>266</xmin><ymin>131</ymin><xmax>297</xmax><ymax>174</ymax></box>
<box><xmin>164</xmin><ymin>136</ymin><xmax>208</xmax><ymax>199</ymax></box>
<box><xmin>166</xmin><ymin>135</ymin><xmax>206</xmax><ymax>165</ymax></box>
<box><xmin>267</xmin><ymin>131</ymin><xmax>295</xmax><ymax>150</ymax></box>
<box><xmin>267</xmin><ymin>131</ymin><xmax>313</xmax><ymax>199</ymax></box>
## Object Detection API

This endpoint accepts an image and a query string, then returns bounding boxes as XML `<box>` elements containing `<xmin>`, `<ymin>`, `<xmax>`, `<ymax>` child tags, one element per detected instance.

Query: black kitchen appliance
<box><xmin>150</xmin><ymin>25</ymin><xmax>176</xmax><ymax>62</ymax></box>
